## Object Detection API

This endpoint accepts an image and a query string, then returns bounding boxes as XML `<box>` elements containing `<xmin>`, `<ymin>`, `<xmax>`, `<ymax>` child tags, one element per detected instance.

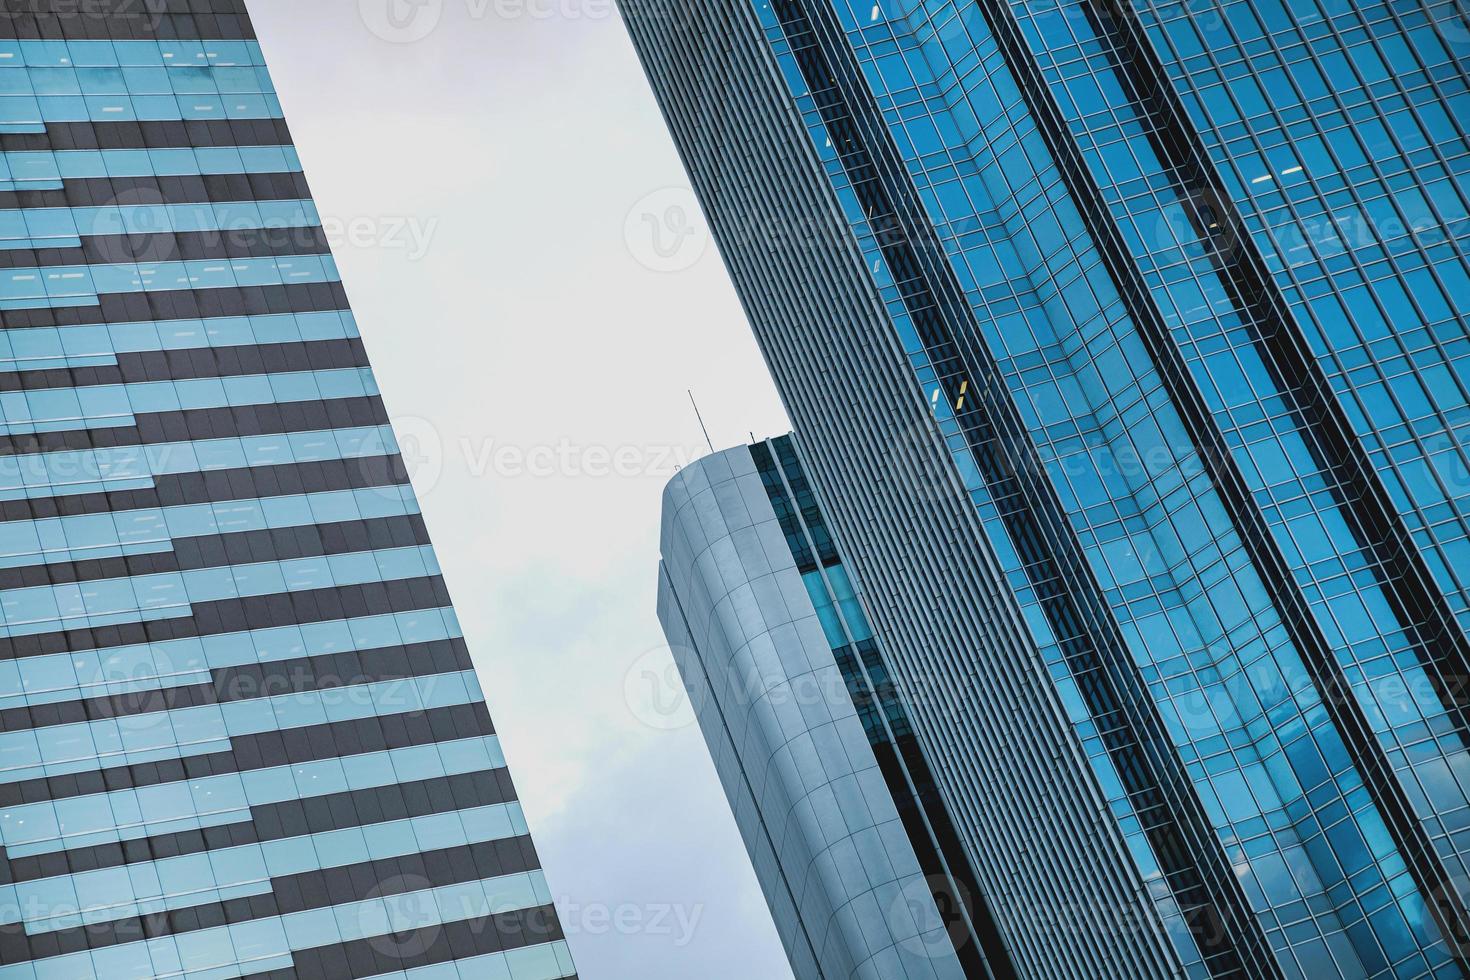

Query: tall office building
<box><xmin>658</xmin><ymin>434</ymin><xmax>989</xmax><ymax>980</ymax></box>
<box><xmin>626</xmin><ymin>0</ymin><xmax>1470</xmax><ymax>977</ymax></box>
<box><xmin>0</xmin><ymin>4</ymin><xmax>575</xmax><ymax>979</ymax></box>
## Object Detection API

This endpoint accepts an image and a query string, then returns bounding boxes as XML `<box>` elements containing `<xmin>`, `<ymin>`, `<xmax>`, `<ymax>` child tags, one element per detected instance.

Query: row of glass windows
<box><xmin>0</xmin><ymin>65</ymin><xmax>276</xmax><ymax>98</ymax></box>
<box><xmin>375</xmin><ymin>942</ymin><xmax>576</xmax><ymax>980</ymax></box>
<box><xmin>0</xmin><ymin>199</ymin><xmax>317</xmax><ymax>245</ymax></box>
<box><xmin>0</xmin><ymin>940</ymin><xmax>576</xmax><ymax>980</ymax></box>
<box><xmin>0</xmin><ymin>253</ymin><xmax>338</xmax><ymax>309</ymax></box>
<box><xmin>0</xmin><ymin>422</ymin><xmax>396</xmax><ymax>498</ymax></box>
<box><xmin>0</xmin><ymin>483</ymin><xmax>418</xmax><ymax>567</ymax></box>
<box><xmin>18</xmin><ymin>870</ymin><xmax>553</xmax><ymax>980</ymax></box>
<box><xmin>0</xmin><ymin>367</ymin><xmax>373</xmax><ymax>436</ymax></box>
<box><xmin>0</xmin><ymin>543</ymin><xmax>439</xmax><ymax>636</ymax></box>
<box><xmin>0</xmin><ymin>145</ymin><xmax>301</xmax><ymax>184</ymax></box>
<box><xmin>1</xmin><ymin>731</ymin><xmax>504</xmax><ymax>855</ymax></box>
<box><xmin>0</xmin><ymin>93</ymin><xmax>282</xmax><ymax>127</ymax></box>
<box><xmin>0</xmin><ymin>606</ymin><xmax>460</xmax><ymax>713</ymax></box>
<box><xmin>0</xmin><ymin>40</ymin><xmax>266</xmax><ymax>68</ymax></box>
<box><xmin>0</xmin><ymin>311</ymin><xmax>359</xmax><ymax>368</ymax></box>
<box><xmin>0</xmin><ymin>669</ymin><xmax>480</xmax><ymax>783</ymax></box>
<box><xmin>12</xmin><ymin>800</ymin><xmax>523</xmax><ymax>935</ymax></box>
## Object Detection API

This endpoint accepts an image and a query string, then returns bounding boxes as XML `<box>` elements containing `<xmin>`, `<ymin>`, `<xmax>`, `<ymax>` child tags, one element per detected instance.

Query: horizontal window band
<box><xmin>0</xmin><ymin>613</ymin><xmax>459</xmax><ymax>736</ymax></box>
<box><xmin>0</xmin><ymin>146</ymin><xmax>299</xmax><ymax>183</ymax></box>
<box><xmin>0</xmin><ymin>512</ymin><xmax>431</xmax><ymax>590</ymax></box>
<box><xmin>0</xmin><ymin>728</ymin><xmax>498</xmax><ymax>864</ymax></box>
<box><xmin>0</xmin><ymin>572</ymin><xmax>454</xmax><ymax>661</ymax></box>
<box><xmin>277</xmin><ymin>835</ymin><xmax>540</xmax><ymax>916</ymax></box>
<box><xmin>0</xmin><ymin>280</ymin><xmax>347</xmax><ymax>330</ymax></box>
<box><xmin>1</xmin><ymin>454</ymin><xmax>410</xmax><ymax>522</ymax></box>
<box><xmin>0</xmin><ymin>119</ymin><xmax>293</xmax><ymax>153</ymax></box>
<box><xmin>0</xmin><ymin>694</ymin><xmax>491</xmax><ymax>808</ymax></box>
<box><xmin>2</xmin><ymin>764</ymin><xmax>517</xmax><ymax>885</ymax></box>
<box><xmin>0</xmin><ymin>391</ymin><xmax>386</xmax><ymax>457</ymax></box>
<box><xmin>0</xmin><ymin>171</ymin><xmax>307</xmax><ymax>212</ymax></box>
<box><xmin>0</xmin><ymin>336</ymin><xmax>370</xmax><ymax>391</ymax></box>
<box><xmin>242</xmin><ymin>905</ymin><xmax>567</xmax><ymax>980</ymax></box>
<box><xmin>0</xmin><ymin>225</ymin><xmax>330</xmax><ymax>270</ymax></box>
<box><xmin>1</xmin><ymin>834</ymin><xmax>538</xmax><ymax>960</ymax></box>
<box><xmin>0</xmin><ymin>541</ymin><xmax>444</xmax><ymax>640</ymax></box>
<box><xmin>0</xmin><ymin>2</ymin><xmax>254</xmax><ymax>41</ymax></box>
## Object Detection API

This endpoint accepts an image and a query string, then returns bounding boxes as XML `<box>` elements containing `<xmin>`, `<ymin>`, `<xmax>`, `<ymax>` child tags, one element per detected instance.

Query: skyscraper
<box><xmin>626</xmin><ymin>0</ymin><xmax>1470</xmax><ymax>976</ymax></box>
<box><xmin>658</xmin><ymin>434</ymin><xmax>990</xmax><ymax>980</ymax></box>
<box><xmin>0</xmin><ymin>4</ymin><xmax>574</xmax><ymax>979</ymax></box>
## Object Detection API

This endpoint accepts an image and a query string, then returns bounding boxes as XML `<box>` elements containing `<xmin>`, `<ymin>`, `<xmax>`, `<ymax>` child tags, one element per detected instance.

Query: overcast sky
<box><xmin>247</xmin><ymin>2</ymin><xmax>795</xmax><ymax>977</ymax></box>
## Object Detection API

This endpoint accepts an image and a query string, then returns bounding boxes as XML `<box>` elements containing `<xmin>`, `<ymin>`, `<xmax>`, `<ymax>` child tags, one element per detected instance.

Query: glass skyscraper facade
<box><xmin>0</xmin><ymin>4</ymin><xmax>575</xmax><ymax>979</ymax></box>
<box><xmin>658</xmin><ymin>435</ymin><xmax>995</xmax><ymax>979</ymax></box>
<box><xmin>624</xmin><ymin>0</ymin><xmax>1470</xmax><ymax>976</ymax></box>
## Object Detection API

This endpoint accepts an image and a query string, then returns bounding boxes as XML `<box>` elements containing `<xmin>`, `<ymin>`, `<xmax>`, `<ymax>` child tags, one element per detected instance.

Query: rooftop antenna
<box><xmin>688</xmin><ymin>389</ymin><xmax>715</xmax><ymax>455</ymax></box>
